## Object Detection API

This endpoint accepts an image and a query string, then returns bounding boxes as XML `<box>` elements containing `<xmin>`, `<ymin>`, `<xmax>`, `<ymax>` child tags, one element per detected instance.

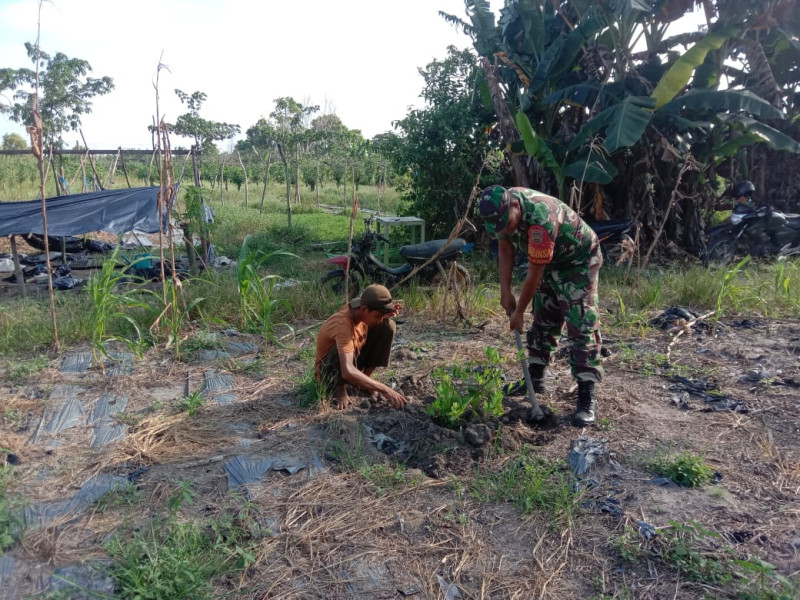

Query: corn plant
<box><xmin>713</xmin><ymin>256</ymin><xmax>750</xmax><ymax>329</ymax></box>
<box><xmin>87</xmin><ymin>247</ymin><xmax>153</xmax><ymax>363</ymax></box>
<box><xmin>427</xmin><ymin>347</ymin><xmax>506</xmax><ymax>428</ymax></box>
<box><xmin>236</xmin><ymin>245</ymin><xmax>297</xmax><ymax>342</ymax></box>
<box><xmin>151</xmin><ymin>277</ymin><xmax>205</xmax><ymax>359</ymax></box>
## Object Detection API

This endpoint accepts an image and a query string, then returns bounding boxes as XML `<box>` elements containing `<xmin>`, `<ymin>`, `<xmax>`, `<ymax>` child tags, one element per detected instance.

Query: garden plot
<box><xmin>0</xmin><ymin>316</ymin><xmax>798</xmax><ymax>599</ymax></box>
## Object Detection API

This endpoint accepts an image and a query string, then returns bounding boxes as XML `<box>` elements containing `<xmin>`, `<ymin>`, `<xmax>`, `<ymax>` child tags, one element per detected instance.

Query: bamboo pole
<box><xmin>30</xmin><ymin>5</ymin><xmax>58</xmax><ymax>347</ymax></box>
<box><xmin>118</xmin><ymin>147</ymin><xmax>132</xmax><ymax>188</ymax></box>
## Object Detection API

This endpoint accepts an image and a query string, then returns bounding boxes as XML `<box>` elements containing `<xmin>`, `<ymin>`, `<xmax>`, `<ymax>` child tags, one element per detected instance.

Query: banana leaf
<box><xmin>563</xmin><ymin>153</ymin><xmax>618</xmax><ymax>184</ymax></box>
<box><xmin>659</xmin><ymin>89</ymin><xmax>784</xmax><ymax>119</ymax></box>
<box><xmin>569</xmin><ymin>96</ymin><xmax>656</xmax><ymax>153</ymax></box>
<box><xmin>651</xmin><ymin>29</ymin><xmax>731</xmax><ymax>109</ymax></box>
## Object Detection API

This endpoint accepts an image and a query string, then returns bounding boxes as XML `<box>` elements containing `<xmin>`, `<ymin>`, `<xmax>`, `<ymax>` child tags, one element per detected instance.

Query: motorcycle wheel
<box><xmin>430</xmin><ymin>263</ymin><xmax>470</xmax><ymax>292</ymax></box>
<box><xmin>703</xmin><ymin>237</ymin><xmax>737</xmax><ymax>268</ymax></box>
<box><xmin>320</xmin><ymin>269</ymin><xmax>364</xmax><ymax>297</ymax></box>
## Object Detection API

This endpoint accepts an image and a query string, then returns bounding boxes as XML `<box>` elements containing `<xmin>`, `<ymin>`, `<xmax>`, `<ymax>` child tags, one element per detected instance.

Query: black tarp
<box><xmin>0</xmin><ymin>187</ymin><xmax>164</xmax><ymax>237</ymax></box>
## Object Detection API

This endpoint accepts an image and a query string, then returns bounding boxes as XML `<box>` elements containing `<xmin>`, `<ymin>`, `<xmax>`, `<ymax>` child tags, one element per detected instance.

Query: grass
<box><xmin>613</xmin><ymin>519</ymin><xmax>799</xmax><ymax>598</ymax></box>
<box><xmin>105</xmin><ymin>513</ymin><xmax>256</xmax><ymax>600</ymax></box>
<box><xmin>471</xmin><ymin>450</ymin><xmax>580</xmax><ymax>527</ymax></box>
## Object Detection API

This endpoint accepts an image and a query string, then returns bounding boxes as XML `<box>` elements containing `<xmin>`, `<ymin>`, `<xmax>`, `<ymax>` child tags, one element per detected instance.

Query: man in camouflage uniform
<box><xmin>478</xmin><ymin>185</ymin><xmax>603</xmax><ymax>426</ymax></box>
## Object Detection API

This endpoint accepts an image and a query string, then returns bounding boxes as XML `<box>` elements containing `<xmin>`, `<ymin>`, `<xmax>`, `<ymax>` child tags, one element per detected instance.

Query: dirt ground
<box><xmin>0</xmin><ymin>305</ymin><xmax>798</xmax><ymax>599</ymax></box>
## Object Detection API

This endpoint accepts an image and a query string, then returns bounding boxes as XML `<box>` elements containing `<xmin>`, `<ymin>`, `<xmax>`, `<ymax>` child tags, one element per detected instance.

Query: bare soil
<box><xmin>1</xmin><ymin>308</ymin><xmax>799</xmax><ymax>599</ymax></box>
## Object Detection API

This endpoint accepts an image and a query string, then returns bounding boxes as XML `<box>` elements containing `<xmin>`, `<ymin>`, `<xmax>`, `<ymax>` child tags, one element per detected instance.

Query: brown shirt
<box><xmin>315</xmin><ymin>305</ymin><xmax>368</xmax><ymax>377</ymax></box>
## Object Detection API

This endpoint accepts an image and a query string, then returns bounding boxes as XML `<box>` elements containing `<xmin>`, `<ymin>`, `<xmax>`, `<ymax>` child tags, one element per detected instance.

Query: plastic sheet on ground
<box><xmin>23</xmin><ymin>474</ymin><xmax>126</xmax><ymax>528</ymax></box>
<box><xmin>0</xmin><ymin>555</ymin><xmax>14</xmax><ymax>588</ymax></box>
<box><xmin>32</xmin><ymin>385</ymin><xmax>86</xmax><ymax>442</ymax></box>
<box><xmin>201</xmin><ymin>370</ymin><xmax>236</xmax><ymax>405</ymax></box>
<box><xmin>60</xmin><ymin>353</ymin><xmax>92</xmax><ymax>373</ymax></box>
<box><xmin>90</xmin><ymin>394</ymin><xmax>129</xmax><ymax>422</ymax></box>
<box><xmin>363</xmin><ymin>424</ymin><xmax>408</xmax><ymax>455</ymax></box>
<box><xmin>49</xmin><ymin>562</ymin><xmax>115</xmax><ymax>599</ymax></box>
<box><xmin>199</xmin><ymin>349</ymin><xmax>231</xmax><ymax>361</ymax></box>
<box><xmin>89</xmin><ymin>393</ymin><xmax>129</xmax><ymax>448</ymax></box>
<box><xmin>104</xmin><ymin>351</ymin><xmax>134</xmax><ymax>376</ymax></box>
<box><xmin>668</xmin><ymin>375</ymin><xmax>749</xmax><ymax>413</ymax></box>
<box><xmin>568</xmin><ymin>436</ymin><xmax>609</xmax><ymax>476</ymax></box>
<box><xmin>227</xmin><ymin>341</ymin><xmax>255</xmax><ymax>355</ymax></box>
<box><xmin>436</xmin><ymin>574</ymin><xmax>462</xmax><ymax>600</ymax></box>
<box><xmin>224</xmin><ymin>455</ymin><xmax>274</xmax><ymax>489</ymax></box>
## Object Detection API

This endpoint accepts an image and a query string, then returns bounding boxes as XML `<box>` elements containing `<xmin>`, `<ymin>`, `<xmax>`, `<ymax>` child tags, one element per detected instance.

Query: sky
<box><xmin>0</xmin><ymin>0</ymin><xmax>501</xmax><ymax>150</ymax></box>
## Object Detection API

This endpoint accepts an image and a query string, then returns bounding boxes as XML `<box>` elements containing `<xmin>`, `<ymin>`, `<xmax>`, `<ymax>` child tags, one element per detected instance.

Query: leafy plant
<box><xmin>179</xmin><ymin>392</ymin><xmax>205</xmax><ymax>417</ymax></box>
<box><xmin>5</xmin><ymin>355</ymin><xmax>49</xmax><ymax>380</ymax></box>
<box><xmin>93</xmin><ymin>482</ymin><xmax>141</xmax><ymax>513</ymax></box>
<box><xmin>650</xmin><ymin>451</ymin><xmax>714</xmax><ymax>488</ymax></box>
<box><xmin>427</xmin><ymin>347</ymin><xmax>506</xmax><ymax>428</ymax></box>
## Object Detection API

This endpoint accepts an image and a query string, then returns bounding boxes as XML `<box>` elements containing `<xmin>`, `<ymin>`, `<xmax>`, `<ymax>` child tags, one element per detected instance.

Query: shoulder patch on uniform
<box><xmin>527</xmin><ymin>225</ymin><xmax>554</xmax><ymax>265</ymax></box>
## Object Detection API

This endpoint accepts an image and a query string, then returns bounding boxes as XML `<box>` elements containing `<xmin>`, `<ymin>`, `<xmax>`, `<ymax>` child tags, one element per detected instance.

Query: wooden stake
<box><xmin>236</xmin><ymin>150</ymin><xmax>248</xmax><ymax>207</ymax></box>
<box><xmin>9</xmin><ymin>235</ymin><xmax>26</xmax><ymax>297</ymax></box>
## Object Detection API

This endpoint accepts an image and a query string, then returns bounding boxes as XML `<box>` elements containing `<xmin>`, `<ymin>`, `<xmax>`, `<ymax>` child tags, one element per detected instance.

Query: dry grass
<box><xmin>224</xmin><ymin>470</ymin><xmax>574</xmax><ymax>599</ymax></box>
<box><xmin>100</xmin><ymin>412</ymin><xmax>228</xmax><ymax>468</ymax></box>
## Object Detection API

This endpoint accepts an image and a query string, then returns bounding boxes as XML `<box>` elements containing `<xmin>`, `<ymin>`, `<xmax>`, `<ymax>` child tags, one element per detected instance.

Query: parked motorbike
<box><xmin>703</xmin><ymin>205</ymin><xmax>800</xmax><ymax>267</ymax></box>
<box><xmin>491</xmin><ymin>218</ymin><xmax>636</xmax><ymax>276</ymax></box>
<box><xmin>320</xmin><ymin>216</ymin><xmax>471</xmax><ymax>295</ymax></box>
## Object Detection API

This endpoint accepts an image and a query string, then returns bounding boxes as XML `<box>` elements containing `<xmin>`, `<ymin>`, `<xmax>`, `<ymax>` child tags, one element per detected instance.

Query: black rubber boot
<box><xmin>573</xmin><ymin>381</ymin><xmax>597</xmax><ymax>426</ymax></box>
<box><xmin>503</xmin><ymin>363</ymin><xmax>546</xmax><ymax>396</ymax></box>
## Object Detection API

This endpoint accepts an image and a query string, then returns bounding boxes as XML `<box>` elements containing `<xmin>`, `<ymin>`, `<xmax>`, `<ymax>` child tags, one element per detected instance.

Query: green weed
<box><xmin>179</xmin><ymin>392</ymin><xmax>205</xmax><ymax>416</ymax></box>
<box><xmin>106</xmin><ymin>514</ymin><xmax>255</xmax><ymax>600</ymax></box>
<box><xmin>427</xmin><ymin>346</ymin><xmax>506</xmax><ymax>428</ymax></box>
<box><xmin>649</xmin><ymin>451</ymin><xmax>714</xmax><ymax>488</ymax></box>
<box><xmin>471</xmin><ymin>451</ymin><xmax>580</xmax><ymax>527</ymax></box>
<box><xmin>93</xmin><ymin>482</ymin><xmax>141</xmax><ymax>513</ymax></box>
<box><xmin>360</xmin><ymin>463</ymin><xmax>423</xmax><ymax>495</ymax></box>
<box><xmin>5</xmin><ymin>355</ymin><xmax>49</xmax><ymax>381</ymax></box>
<box><xmin>167</xmin><ymin>481</ymin><xmax>196</xmax><ymax>513</ymax></box>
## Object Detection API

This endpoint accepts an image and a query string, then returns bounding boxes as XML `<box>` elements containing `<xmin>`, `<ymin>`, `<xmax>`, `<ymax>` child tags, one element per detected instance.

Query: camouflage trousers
<box><xmin>526</xmin><ymin>249</ymin><xmax>603</xmax><ymax>383</ymax></box>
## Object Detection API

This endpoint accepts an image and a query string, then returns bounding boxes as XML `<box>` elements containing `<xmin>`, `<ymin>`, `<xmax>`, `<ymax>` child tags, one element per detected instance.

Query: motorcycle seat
<box><xmin>586</xmin><ymin>219</ymin><xmax>634</xmax><ymax>239</ymax></box>
<box><xmin>399</xmin><ymin>237</ymin><xmax>466</xmax><ymax>260</ymax></box>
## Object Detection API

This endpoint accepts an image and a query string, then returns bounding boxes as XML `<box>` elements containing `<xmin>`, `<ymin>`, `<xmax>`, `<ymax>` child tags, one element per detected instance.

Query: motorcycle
<box><xmin>703</xmin><ymin>205</ymin><xmax>800</xmax><ymax>267</ymax></box>
<box><xmin>320</xmin><ymin>216</ymin><xmax>471</xmax><ymax>295</ymax></box>
<box><xmin>491</xmin><ymin>218</ymin><xmax>636</xmax><ymax>276</ymax></box>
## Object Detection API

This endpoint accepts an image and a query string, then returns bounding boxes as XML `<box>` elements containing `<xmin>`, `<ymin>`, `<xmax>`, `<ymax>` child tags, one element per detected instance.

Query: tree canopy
<box><xmin>0</xmin><ymin>42</ymin><xmax>114</xmax><ymax>147</ymax></box>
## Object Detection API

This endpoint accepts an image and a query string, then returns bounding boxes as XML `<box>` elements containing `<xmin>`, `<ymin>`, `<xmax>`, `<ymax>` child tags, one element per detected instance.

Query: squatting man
<box><xmin>479</xmin><ymin>185</ymin><xmax>604</xmax><ymax>426</ymax></box>
<box><xmin>315</xmin><ymin>284</ymin><xmax>407</xmax><ymax>409</ymax></box>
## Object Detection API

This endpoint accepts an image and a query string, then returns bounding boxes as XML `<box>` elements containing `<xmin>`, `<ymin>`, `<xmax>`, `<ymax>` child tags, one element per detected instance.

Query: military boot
<box><xmin>573</xmin><ymin>381</ymin><xmax>597</xmax><ymax>426</ymax></box>
<box><xmin>503</xmin><ymin>363</ymin><xmax>546</xmax><ymax>396</ymax></box>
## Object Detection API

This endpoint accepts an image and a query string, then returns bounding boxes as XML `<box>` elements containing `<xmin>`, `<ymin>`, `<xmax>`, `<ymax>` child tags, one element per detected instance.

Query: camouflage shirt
<box><xmin>496</xmin><ymin>187</ymin><xmax>598</xmax><ymax>267</ymax></box>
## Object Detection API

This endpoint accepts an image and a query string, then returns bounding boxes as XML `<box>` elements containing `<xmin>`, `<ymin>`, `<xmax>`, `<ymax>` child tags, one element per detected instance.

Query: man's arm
<box><xmin>338</xmin><ymin>350</ymin><xmax>407</xmax><ymax>409</ymax></box>
<box><xmin>498</xmin><ymin>238</ymin><xmax>517</xmax><ymax>316</ymax></box>
<box><xmin>509</xmin><ymin>263</ymin><xmax>546</xmax><ymax>333</ymax></box>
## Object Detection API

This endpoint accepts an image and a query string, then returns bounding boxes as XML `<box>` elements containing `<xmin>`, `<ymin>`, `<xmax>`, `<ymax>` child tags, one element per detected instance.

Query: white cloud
<box><xmin>0</xmin><ymin>0</ymin><xmax>496</xmax><ymax>150</ymax></box>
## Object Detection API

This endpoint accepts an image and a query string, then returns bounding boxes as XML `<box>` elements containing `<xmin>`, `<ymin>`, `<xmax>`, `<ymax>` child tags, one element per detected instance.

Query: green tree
<box><xmin>390</xmin><ymin>45</ymin><xmax>496</xmax><ymax>235</ymax></box>
<box><xmin>1</xmin><ymin>133</ymin><xmax>27</xmax><ymax>150</ymax></box>
<box><xmin>171</xmin><ymin>89</ymin><xmax>240</xmax><ymax>154</ymax></box>
<box><xmin>0</xmin><ymin>42</ymin><xmax>114</xmax><ymax>146</ymax></box>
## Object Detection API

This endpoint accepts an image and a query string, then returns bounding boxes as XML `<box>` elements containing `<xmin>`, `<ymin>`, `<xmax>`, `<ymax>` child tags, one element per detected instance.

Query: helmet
<box><xmin>733</xmin><ymin>180</ymin><xmax>755</xmax><ymax>199</ymax></box>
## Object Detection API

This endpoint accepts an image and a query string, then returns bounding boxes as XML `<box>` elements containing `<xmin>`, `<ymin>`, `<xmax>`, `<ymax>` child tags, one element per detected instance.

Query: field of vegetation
<box><xmin>1</xmin><ymin>178</ymin><xmax>799</xmax><ymax>599</ymax></box>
